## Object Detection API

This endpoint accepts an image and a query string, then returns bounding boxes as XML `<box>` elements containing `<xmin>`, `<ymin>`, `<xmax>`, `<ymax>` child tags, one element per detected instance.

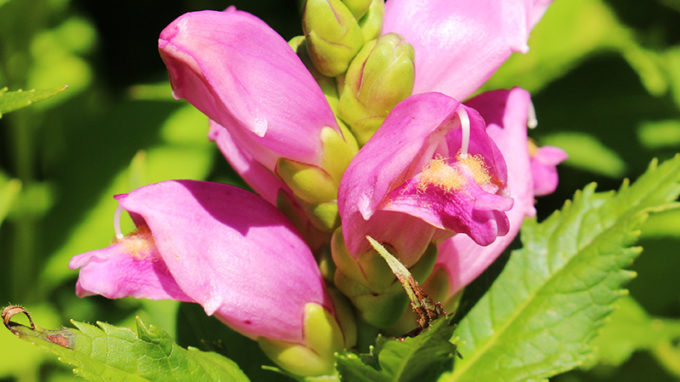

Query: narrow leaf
<box><xmin>2</xmin><ymin>306</ymin><xmax>249</xmax><ymax>382</ymax></box>
<box><xmin>0</xmin><ymin>86</ymin><xmax>68</xmax><ymax>117</ymax></box>
<box><xmin>444</xmin><ymin>155</ymin><xmax>680</xmax><ymax>382</ymax></box>
<box><xmin>337</xmin><ymin>316</ymin><xmax>456</xmax><ymax>382</ymax></box>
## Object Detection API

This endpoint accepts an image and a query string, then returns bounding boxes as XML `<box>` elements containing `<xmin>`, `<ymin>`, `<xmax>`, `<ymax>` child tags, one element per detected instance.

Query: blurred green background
<box><xmin>0</xmin><ymin>0</ymin><xmax>679</xmax><ymax>381</ymax></box>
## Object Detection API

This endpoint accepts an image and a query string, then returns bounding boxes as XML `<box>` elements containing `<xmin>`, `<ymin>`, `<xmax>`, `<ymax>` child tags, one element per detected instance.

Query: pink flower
<box><xmin>383</xmin><ymin>0</ymin><xmax>553</xmax><ymax>100</ymax></box>
<box><xmin>338</xmin><ymin>93</ymin><xmax>513</xmax><ymax>265</ymax></box>
<box><xmin>69</xmin><ymin>180</ymin><xmax>332</xmax><ymax>344</ymax></box>
<box><xmin>430</xmin><ymin>88</ymin><xmax>542</xmax><ymax>300</ymax></box>
<box><xmin>159</xmin><ymin>9</ymin><xmax>355</xmax><ymax>208</ymax></box>
<box><xmin>530</xmin><ymin>145</ymin><xmax>568</xmax><ymax>196</ymax></box>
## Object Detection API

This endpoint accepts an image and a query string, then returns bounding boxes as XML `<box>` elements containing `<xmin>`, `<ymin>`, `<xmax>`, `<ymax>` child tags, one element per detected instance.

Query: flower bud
<box><xmin>357</xmin><ymin>0</ymin><xmax>384</xmax><ymax>41</ymax></box>
<box><xmin>259</xmin><ymin>303</ymin><xmax>347</xmax><ymax>376</ymax></box>
<box><xmin>302</xmin><ymin>0</ymin><xmax>364</xmax><ymax>77</ymax></box>
<box><xmin>338</xmin><ymin>33</ymin><xmax>415</xmax><ymax>145</ymax></box>
<box><xmin>331</xmin><ymin>228</ymin><xmax>437</xmax><ymax>328</ymax></box>
<box><xmin>342</xmin><ymin>0</ymin><xmax>372</xmax><ymax>20</ymax></box>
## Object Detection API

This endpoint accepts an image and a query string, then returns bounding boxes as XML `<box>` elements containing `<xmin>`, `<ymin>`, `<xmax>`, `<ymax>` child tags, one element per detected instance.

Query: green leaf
<box><xmin>337</xmin><ymin>316</ymin><xmax>456</xmax><ymax>382</ymax></box>
<box><xmin>443</xmin><ymin>155</ymin><xmax>680</xmax><ymax>382</ymax></box>
<box><xmin>0</xmin><ymin>86</ymin><xmax>68</xmax><ymax>117</ymax></box>
<box><xmin>4</xmin><ymin>310</ymin><xmax>249</xmax><ymax>382</ymax></box>
<box><xmin>588</xmin><ymin>296</ymin><xmax>680</xmax><ymax>369</ymax></box>
<box><xmin>0</xmin><ymin>172</ymin><xmax>21</xmax><ymax>227</ymax></box>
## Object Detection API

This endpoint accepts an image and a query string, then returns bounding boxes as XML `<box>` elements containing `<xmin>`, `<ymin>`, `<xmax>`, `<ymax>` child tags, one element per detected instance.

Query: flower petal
<box><xmin>159</xmin><ymin>9</ymin><xmax>338</xmax><ymax>166</ymax></box>
<box><xmin>436</xmin><ymin>88</ymin><xmax>536</xmax><ymax>295</ymax></box>
<box><xmin>338</xmin><ymin>93</ymin><xmax>511</xmax><ymax>255</ymax></box>
<box><xmin>531</xmin><ymin>145</ymin><xmax>568</xmax><ymax>196</ymax></box>
<box><xmin>383</xmin><ymin>0</ymin><xmax>552</xmax><ymax>100</ymax></box>
<box><xmin>72</xmin><ymin>180</ymin><xmax>331</xmax><ymax>344</ymax></box>
<box><xmin>69</xmin><ymin>230</ymin><xmax>193</xmax><ymax>302</ymax></box>
<box><xmin>208</xmin><ymin>120</ymin><xmax>285</xmax><ymax>205</ymax></box>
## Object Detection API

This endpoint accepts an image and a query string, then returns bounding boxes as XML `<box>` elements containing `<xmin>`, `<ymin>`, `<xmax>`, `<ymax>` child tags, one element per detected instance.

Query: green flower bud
<box><xmin>259</xmin><ymin>303</ymin><xmax>345</xmax><ymax>376</ymax></box>
<box><xmin>357</xmin><ymin>0</ymin><xmax>385</xmax><ymax>41</ymax></box>
<box><xmin>275</xmin><ymin>125</ymin><xmax>357</xmax><ymax>234</ymax></box>
<box><xmin>330</xmin><ymin>228</ymin><xmax>437</xmax><ymax>328</ymax></box>
<box><xmin>276</xmin><ymin>159</ymin><xmax>338</xmax><ymax>205</ymax></box>
<box><xmin>338</xmin><ymin>33</ymin><xmax>415</xmax><ymax>145</ymax></box>
<box><xmin>342</xmin><ymin>0</ymin><xmax>373</xmax><ymax>19</ymax></box>
<box><xmin>302</xmin><ymin>0</ymin><xmax>364</xmax><ymax>77</ymax></box>
<box><xmin>289</xmin><ymin>36</ymin><xmax>341</xmax><ymax>111</ymax></box>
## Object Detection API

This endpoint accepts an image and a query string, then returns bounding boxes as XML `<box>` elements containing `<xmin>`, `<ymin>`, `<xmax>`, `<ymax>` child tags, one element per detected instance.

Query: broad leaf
<box><xmin>0</xmin><ymin>86</ymin><xmax>67</xmax><ymax>117</ymax></box>
<box><xmin>337</xmin><ymin>316</ymin><xmax>456</xmax><ymax>382</ymax></box>
<box><xmin>443</xmin><ymin>155</ymin><xmax>680</xmax><ymax>382</ymax></box>
<box><xmin>588</xmin><ymin>296</ymin><xmax>680</xmax><ymax>369</ymax></box>
<box><xmin>3</xmin><ymin>309</ymin><xmax>249</xmax><ymax>382</ymax></box>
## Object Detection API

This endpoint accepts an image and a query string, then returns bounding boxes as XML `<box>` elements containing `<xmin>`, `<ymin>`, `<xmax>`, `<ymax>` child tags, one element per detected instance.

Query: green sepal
<box><xmin>302</xmin><ymin>0</ymin><xmax>364</xmax><ymax>77</ymax></box>
<box><xmin>258</xmin><ymin>303</ymin><xmax>345</xmax><ymax>377</ymax></box>
<box><xmin>341</xmin><ymin>0</ymin><xmax>372</xmax><ymax>19</ymax></box>
<box><xmin>320</xmin><ymin>126</ymin><xmax>358</xmax><ymax>183</ymax></box>
<box><xmin>276</xmin><ymin>158</ymin><xmax>338</xmax><ymax>204</ymax></box>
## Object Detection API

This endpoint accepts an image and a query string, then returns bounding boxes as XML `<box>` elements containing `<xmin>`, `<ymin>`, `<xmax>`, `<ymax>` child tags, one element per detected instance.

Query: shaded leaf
<box><xmin>337</xmin><ymin>316</ymin><xmax>456</xmax><ymax>382</ymax></box>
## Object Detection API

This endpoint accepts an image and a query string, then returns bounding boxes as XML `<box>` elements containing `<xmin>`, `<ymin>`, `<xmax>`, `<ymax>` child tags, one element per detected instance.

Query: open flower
<box><xmin>427</xmin><ymin>88</ymin><xmax>566</xmax><ymax>306</ymax></box>
<box><xmin>338</xmin><ymin>93</ymin><xmax>513</xmax><ymax>265</ymax></box>
<box><xmin>69</xmin><ymin>180</ymin><xmax>351</xmax><ymax>376</ymax></box>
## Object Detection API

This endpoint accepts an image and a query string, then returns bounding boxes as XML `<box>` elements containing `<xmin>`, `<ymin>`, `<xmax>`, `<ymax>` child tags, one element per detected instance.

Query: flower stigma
<box><xmin>114</xmin><ymin>204</ymin><xmax>125</xmax><ymax>241</ymax></box>
<box><xmin>456</xmin><ymin>107</ymin><xmax>470</xmax><ymax>158</ymax></box>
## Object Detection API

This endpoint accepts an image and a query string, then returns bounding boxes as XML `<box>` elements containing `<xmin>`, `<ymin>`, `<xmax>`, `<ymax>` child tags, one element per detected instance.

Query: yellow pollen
<box><xmin>120</xmin><ymin>227</ymin><xmax>157</xmax><ymax>260</ymax></box>
<box><xmin>458</xmin><ymin>154</ymin><xmax>492</xmax><ymax>185</ymax></box>
<box><xmin>418</xmin><ymin>157</ymin><xmax>466</xmax><ymax>192</ymax></box>
<box><xmin>528</xmin><ymin>138</ymin><xmax>538</xmax><ymax>157</ymax></box>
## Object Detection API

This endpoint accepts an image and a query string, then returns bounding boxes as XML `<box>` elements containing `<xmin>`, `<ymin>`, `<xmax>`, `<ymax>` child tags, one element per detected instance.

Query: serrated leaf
<box><xmin>443</xmin><ymin>155</ymin><xmax>680</xmax><ymax>382</ymax></box>
<box><xmin>588</xmin><ymin>296</ymin><xmax>680</xmax><ymax>369</ymax></box>
<box><xmin>337</xmin><ymin>316</ymin><xmax>456</xmax><ymax>382</ymax></box>
<box><xmin>4</xmin><ymin>311</ymin><xmax>249</xmax><ymax>382</ymax></box>
<box><xmin>0</xmin><ymin>86</ymin><xmax>67</xmax><ymax>117</ymax></box>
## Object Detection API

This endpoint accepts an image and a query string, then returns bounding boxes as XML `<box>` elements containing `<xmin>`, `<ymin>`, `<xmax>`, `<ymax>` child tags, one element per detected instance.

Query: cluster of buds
<box><xmin>69</xmin><ymin>0</ymin><xmax>565</xmax><ymax>377</ymax></box>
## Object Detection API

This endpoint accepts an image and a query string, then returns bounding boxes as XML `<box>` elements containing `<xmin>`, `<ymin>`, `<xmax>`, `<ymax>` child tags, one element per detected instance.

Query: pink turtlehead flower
<box><xmin>383</xmin><ymin>0</ymin><xmax>553</xmax><ymax>100</ymax></box>
<box><xmin>432</xmin><ymin>88</ymin><xmax>540</xmax><ymax>297</ymax></box>
<box><xmin>159</xmin><ymin>9</ymin><xmax>347</xmax><ymax>194</ymax></box>
<box><xmin>69</xmin><ymin>180</ymin><xmax>333</xmax><ymax>344</ymax></box>
<box><xmin>338</xmin><ymin>93</ymin><xmax>513</xmax><ymax>265</ymax></box>
<box><xmin>531</xmin><ymin>145</ymin><xmax>568</xmax><ymax>196</ymax></box>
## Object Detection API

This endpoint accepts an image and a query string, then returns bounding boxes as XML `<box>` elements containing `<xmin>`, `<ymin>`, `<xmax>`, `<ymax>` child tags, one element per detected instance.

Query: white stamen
<box><xmin>457</xmin><ymin>107</ymin><xmax>470</xmax><ymax>159</ymax></box>
<box><xmin>113</xmin><ymin>204</ymin><xmax>124</xmax><ymax>240</ymax></box>
<box><xmin>527</xmin><ymin>100</ymin><xmax>538</xmax><ymax>129</ymax></box>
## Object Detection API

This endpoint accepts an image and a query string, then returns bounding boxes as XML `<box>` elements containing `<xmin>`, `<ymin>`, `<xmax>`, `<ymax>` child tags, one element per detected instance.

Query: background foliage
<box><xmin>1</xmin><ymin>0</ymin><xmax>679</xmax><ymax>381</ymax></box>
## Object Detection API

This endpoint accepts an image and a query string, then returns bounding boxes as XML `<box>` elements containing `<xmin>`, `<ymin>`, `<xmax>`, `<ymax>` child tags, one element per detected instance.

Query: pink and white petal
<box><xmin>69</xmin><ymin>235</ymin><xmax>193</xmax><ymax>302</ymax></box>
<box><xmin>436</xmin><ymin>88</ymin><xmax>536</xmax><ymax>295</ymax></box>
<box><xmin>338</xmin><ymin>93</ymin><xmax>461</xmax><ymax>254</ymax></box>
<box><xmin>531</xmin><ymin>146</ymin><xmax>568</xmax><ymax>196</ymax></box>
<box><xmin>116</xmin><ymin>180</ymin><xmax>331</xmax><ymax>344</ymax></box>
<box><xmin>159</xmin><ymin>9</ymin><xmax>337</xmax><ymax>165</ymax></box>
<box><xmin>383</xmin><ymin>0</ymin><xmax>551</xmax><ymax>100</ymax></box>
